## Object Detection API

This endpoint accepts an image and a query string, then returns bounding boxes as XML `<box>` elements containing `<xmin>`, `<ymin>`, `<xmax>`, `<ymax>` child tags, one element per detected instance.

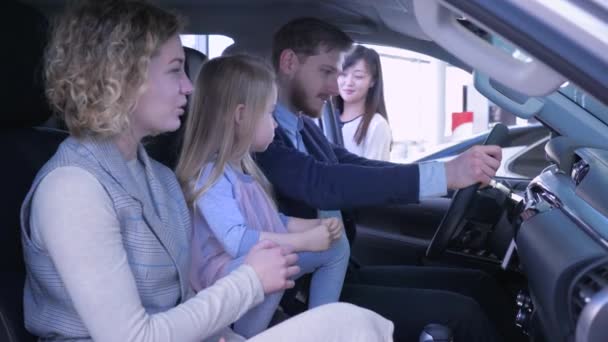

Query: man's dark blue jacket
<box><xmin>255</xmin><ymin>116</ymin><xmax>421</xmax><ymax>225</ymax></box>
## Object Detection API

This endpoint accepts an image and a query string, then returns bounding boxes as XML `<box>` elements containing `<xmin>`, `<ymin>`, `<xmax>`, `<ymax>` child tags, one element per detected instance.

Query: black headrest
<box><xmin>184</xmin><ymin>46</ymin><xmax>208</xmax><ymax>83</ymax></box>
<box><xmin>183</xmin><ymin>46</ymin><xmax>207</xmax><ymax>115</ymax></box>
<box><xmin>220</xmin><ymin>43</ymin><xmax>255</xmax><ymax>57</ymax></box>
<box><xmin>145</xmin><ymin>47</ymin><xmax>207</xmax><ymax>169</ymax></box>
<box><xmin>3</xmin><ymin>2</ymin><xmax>52</xmax><ymax>128</ymax></box>
<box><xmin>221</xmin><ymin>43</ymin><xmax>238</xmax><ymax>56</ymax></box>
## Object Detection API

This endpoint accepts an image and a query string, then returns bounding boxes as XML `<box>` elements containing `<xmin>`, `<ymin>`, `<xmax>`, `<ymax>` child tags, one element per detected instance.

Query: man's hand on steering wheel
<box><xmin>426</xmin><ymin>124</ymin><xmax>509</xmax><ymax>258</ymax></box>
<box><xmin>445</xmin><ymin>145</ymin><xmax>502</xmax><ymax>190</ymax></box>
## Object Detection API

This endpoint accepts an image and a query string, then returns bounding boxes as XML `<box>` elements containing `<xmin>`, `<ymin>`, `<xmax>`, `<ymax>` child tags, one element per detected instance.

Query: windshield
<box><xmin>559</xmin><ymin>84</ymin><xmax>608</xmax><ymax>124</ymax></box>
<box><xmin>491</xmin><ymin>35</ymin><xmax>608</xmax><ymax>123</ymax></box>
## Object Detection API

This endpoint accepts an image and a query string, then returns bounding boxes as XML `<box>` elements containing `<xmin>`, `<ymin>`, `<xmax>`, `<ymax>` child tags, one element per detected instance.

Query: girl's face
<box><xmin>131</xmin><ymin>34</ymin><xmax>193</xmax><ymax>139</ymax></box>
<box><xmin>250</xmin><ymin>86</ymin><xmax>278</xmax><ymax>152</ymax></box>
<box><xmin>338</xmin><ymin>59</ymin><xmax>374</xmax><ymax>105</ymax></box>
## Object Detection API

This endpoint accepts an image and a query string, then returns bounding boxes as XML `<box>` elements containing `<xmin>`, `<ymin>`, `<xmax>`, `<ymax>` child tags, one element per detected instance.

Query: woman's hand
<box><xmin>245</xmin><ymin>240</ymin><xmax>299</xmax><ymax>294</ymax></box>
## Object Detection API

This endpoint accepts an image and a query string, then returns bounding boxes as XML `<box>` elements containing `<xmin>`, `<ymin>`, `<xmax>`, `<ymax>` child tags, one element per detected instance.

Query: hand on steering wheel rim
<box><xmin>426</xmin><ymin>123</ymin><xmax>509</xmax><ymax>258</ymax></box>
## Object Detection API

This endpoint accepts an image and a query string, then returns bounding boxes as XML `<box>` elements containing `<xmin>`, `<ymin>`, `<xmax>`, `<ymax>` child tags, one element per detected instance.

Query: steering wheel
<box><xmin>426</xmin><ymin>123</ymin><xmax>509</xmax><ymax>258</ymax></box>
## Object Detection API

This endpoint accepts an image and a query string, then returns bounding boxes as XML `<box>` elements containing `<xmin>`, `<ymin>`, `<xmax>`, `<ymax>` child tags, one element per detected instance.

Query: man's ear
<box><xmin>233</xmin><ymin>104</ymin><xmax>246</xmax><ymax>127</ymax></box>
<box><xmin>279</xmin><ymin>49</ymin><xmax>299</xmax><ymax>76</ymax></box>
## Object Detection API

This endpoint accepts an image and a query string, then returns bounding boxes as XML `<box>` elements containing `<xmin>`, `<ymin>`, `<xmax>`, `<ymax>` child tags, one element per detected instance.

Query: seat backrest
<box><xmin>4</xmin><ymin>2</ymin><xmax>50</xmax><ymax>129</ymax></box>
<box><xmin>1</xmin><ymin>3</ymin><xmax>68</xmax><ymax>341</ymax></box>
<box><xmin>320</xmin><ymin>101</ymin><xmax>345</xmax><ymax>146</ymax></box>
<box><xmin>145</xmin><ymin>46</ymin><xmax>208</xmax><ymax>169</ymax></box>
<box><xmin>184</xmin><ymin>46</ymin><xmax>208</xmax><ymax>86</ymax></box>
<box><xmin>0</xmin><ymin>128</ymin><xmax>68</xmax><ymax>342</ymax></box>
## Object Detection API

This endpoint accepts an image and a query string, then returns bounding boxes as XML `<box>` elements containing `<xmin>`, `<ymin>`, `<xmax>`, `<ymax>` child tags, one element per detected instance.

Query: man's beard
<box><xmin>290</xmin><ymin>80</ymin><xmax>323</xmax><ymax>118</ymax></box>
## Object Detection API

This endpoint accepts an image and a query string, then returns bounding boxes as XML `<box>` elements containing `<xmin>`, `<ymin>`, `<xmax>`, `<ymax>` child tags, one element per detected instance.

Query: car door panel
<box><xmin>351</xmin><ymin>199</ymin><xmax>449</xmax><ymax>266</ymax></box>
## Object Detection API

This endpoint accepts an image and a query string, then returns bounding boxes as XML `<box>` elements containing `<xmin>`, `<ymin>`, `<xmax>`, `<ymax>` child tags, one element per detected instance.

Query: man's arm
<box><xmin>256</xmin><ymin>123</ymin><xmax>501</xmax><ymax>211</ymax></box>
<box><xmin>255</xmin><ymin>133</ymin><xmax>420</xmax><ymax>210</ymax></box>
<box><xmin>322</xmin><ymin>118</ymin><xmax>502</xmax><ymax>196</ymax></box>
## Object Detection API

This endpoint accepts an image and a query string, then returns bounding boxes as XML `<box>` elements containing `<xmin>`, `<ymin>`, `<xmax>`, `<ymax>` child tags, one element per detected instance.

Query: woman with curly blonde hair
<box><xmin>20</xmin><ymin>0</ymin><xmax>394</xmax><ymax>341</ymax></box>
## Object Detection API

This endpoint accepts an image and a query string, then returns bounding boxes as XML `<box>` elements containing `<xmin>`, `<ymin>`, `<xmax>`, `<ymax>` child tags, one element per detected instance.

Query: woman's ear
<box><xmin>233</xmin><ymin>104</ymin><xmax>246</xmax><ymax>127</ymax></box>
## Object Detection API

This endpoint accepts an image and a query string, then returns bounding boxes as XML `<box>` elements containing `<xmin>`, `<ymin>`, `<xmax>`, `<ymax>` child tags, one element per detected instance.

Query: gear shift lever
<box><xmin>419</xmin><ymin>323</ymin><xmax>454</xmax><ymax>342</ymax></box>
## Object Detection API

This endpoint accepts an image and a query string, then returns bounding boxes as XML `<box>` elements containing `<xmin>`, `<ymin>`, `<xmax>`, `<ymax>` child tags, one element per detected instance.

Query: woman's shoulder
<box><xmin>368</xmin><ymin>113</ymin><xmax>391</xmax><ymax>132</ymax></box>
<box><xmin>33</xmin><ymin>166</ymin><xmax>110</xmax><ymax>228</ymax></box>
<box><xmin>38</xmin><ymin>166</ymin><xmax>102</xmax><ymax>193</ymax></box>
<box><xmin>370</xmin><ymin>113</ymin><xmax>389</xmax><ymax>125</ymax></box>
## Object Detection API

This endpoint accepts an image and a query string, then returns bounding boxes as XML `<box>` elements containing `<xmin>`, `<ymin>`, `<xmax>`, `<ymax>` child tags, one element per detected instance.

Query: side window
<box><xmin>357</xmin><ymin>44</ymin><xmax>544</xmax><ymax>179</ymax></box>
<box><xmin>180</xmin><ymin>34</ymin><xmax>234</xmax><ymax>58</ymax></box>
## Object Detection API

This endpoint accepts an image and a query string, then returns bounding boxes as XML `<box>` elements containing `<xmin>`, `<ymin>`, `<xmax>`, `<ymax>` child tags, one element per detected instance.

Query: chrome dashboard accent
<box><xmin>524</xmin><ymin>166</ymin><xmax>608</xmax><ymax>249</ymax></box>
<box><xmin>522</xmin><ymin>180</ymin><xmax>561</xmax><ymax>218</ymax></box>
<box><xmin>571</xmin><ymin>158</ymin><xmax>590</xmax><ymax>186</ymax></box>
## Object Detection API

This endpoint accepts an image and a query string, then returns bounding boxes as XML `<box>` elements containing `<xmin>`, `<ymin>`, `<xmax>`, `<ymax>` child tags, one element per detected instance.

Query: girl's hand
<box><xmin>303</xmin><ymin>225</ymin><xmax>334</xmax><ymax>252</ymax></box>
<box><xmin>321</xmin><ymin>217</ymin><xmax>343</xmax><ymax>241</ymax></box>
<box><xmin>245</xmin><ymin>240</ymin><xmax>299</xmax><ymax>294</ymax></box>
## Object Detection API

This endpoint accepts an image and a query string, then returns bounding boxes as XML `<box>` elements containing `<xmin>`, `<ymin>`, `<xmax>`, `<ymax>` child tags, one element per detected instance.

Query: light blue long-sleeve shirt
<box><xmin>194</xmin><ymin>163</ymin><xmax>289</xmax><ymax>259</ymax></box>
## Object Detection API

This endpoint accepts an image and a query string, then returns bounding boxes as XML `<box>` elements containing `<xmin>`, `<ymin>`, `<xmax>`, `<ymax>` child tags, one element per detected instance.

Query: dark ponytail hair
<box><xmin>335</xmin><ymin>45</ymin><xmax>388</xmax><ymax>145</ymax></box>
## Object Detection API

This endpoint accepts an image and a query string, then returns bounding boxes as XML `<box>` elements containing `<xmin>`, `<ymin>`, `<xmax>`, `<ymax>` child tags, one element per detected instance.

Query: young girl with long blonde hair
<box><xmin>176</xmin><ymin>55</ymin><xmax>350</xmax><ymax>338</ymax></box>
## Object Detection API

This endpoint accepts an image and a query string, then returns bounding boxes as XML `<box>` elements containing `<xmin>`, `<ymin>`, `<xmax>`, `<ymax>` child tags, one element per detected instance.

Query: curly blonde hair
<box><xmin>45</xmin><ymin>0</ymin><xmax>182</xmax><ymax>137</ymax></box>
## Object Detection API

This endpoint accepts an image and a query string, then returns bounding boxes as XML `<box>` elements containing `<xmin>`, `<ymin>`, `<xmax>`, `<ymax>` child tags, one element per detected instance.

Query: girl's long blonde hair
<box><xmin>176</xmin><ymin>55</ymin><xmax>277</xmax><ymax>207</ymax></box>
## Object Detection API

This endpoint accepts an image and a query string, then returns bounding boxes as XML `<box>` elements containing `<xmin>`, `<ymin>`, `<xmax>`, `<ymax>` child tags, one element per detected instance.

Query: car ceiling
<box><xmin>22</xmin><ymin>0</ymin><xmax>469</xmax><ymax>69</ymax></box>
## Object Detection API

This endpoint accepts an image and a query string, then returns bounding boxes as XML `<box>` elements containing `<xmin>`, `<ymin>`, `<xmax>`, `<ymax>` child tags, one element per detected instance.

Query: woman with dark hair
<box><xmin>336</xmin><ymin>45</ymin><xmax>392</xmax><ymax>161</ymax></box>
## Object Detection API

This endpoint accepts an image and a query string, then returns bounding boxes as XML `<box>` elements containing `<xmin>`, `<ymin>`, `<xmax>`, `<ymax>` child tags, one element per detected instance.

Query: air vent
<box><xmin>570</xmin><ymin>260</ymin><xmax>608</xmax><ymax>326</ymax></box>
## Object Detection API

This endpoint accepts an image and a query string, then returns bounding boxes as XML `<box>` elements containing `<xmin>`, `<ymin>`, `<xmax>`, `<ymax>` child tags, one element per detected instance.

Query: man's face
<box><xmin>290</xmin><ymin>49</ymin><xmax>344</xmax><ymax>117</ymax></box>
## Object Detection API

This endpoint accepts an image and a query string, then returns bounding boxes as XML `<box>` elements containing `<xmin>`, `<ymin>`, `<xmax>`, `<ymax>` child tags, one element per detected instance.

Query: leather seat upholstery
<box><xmin>1</xmin><ymin>3</ymin><xmax>68</xmax><ymax>342</ymax></box>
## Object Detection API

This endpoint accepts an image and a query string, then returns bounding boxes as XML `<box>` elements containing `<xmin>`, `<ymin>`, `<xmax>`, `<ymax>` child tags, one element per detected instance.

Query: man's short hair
<box><xmin>272</xmin><ymin>17</ymin><xmax>353</xmax><ymax>69</ymax></box>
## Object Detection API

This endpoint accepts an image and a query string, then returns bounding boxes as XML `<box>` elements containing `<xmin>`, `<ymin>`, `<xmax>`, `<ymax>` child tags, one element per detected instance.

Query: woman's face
<box><xmin>131</xmin><ymin>34</ymin><xmax>193</xmax><ymax>138</ymax></box>
<box><xmin>251</xmin><ymin>86</ymin><xmax>278</xmax><ymax>153</ymax></box>
<box><xmin>338</xmin><ymin>59</ymin><xmax>374</xmax><ymax>105</ymax></box>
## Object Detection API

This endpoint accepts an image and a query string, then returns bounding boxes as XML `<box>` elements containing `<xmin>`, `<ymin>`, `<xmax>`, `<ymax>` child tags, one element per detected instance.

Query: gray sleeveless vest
<box><xmin>20</xmin><ymin>137</ymin><xmax>192</xmax><ymax>340</ymax></box>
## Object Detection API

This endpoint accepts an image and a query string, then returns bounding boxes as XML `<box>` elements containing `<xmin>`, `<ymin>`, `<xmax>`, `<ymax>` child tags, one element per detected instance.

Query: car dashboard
<box><xmin>515</xmin><ymin>140</ymin><xmax>608</xmax><ymax>342</ymax></box>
